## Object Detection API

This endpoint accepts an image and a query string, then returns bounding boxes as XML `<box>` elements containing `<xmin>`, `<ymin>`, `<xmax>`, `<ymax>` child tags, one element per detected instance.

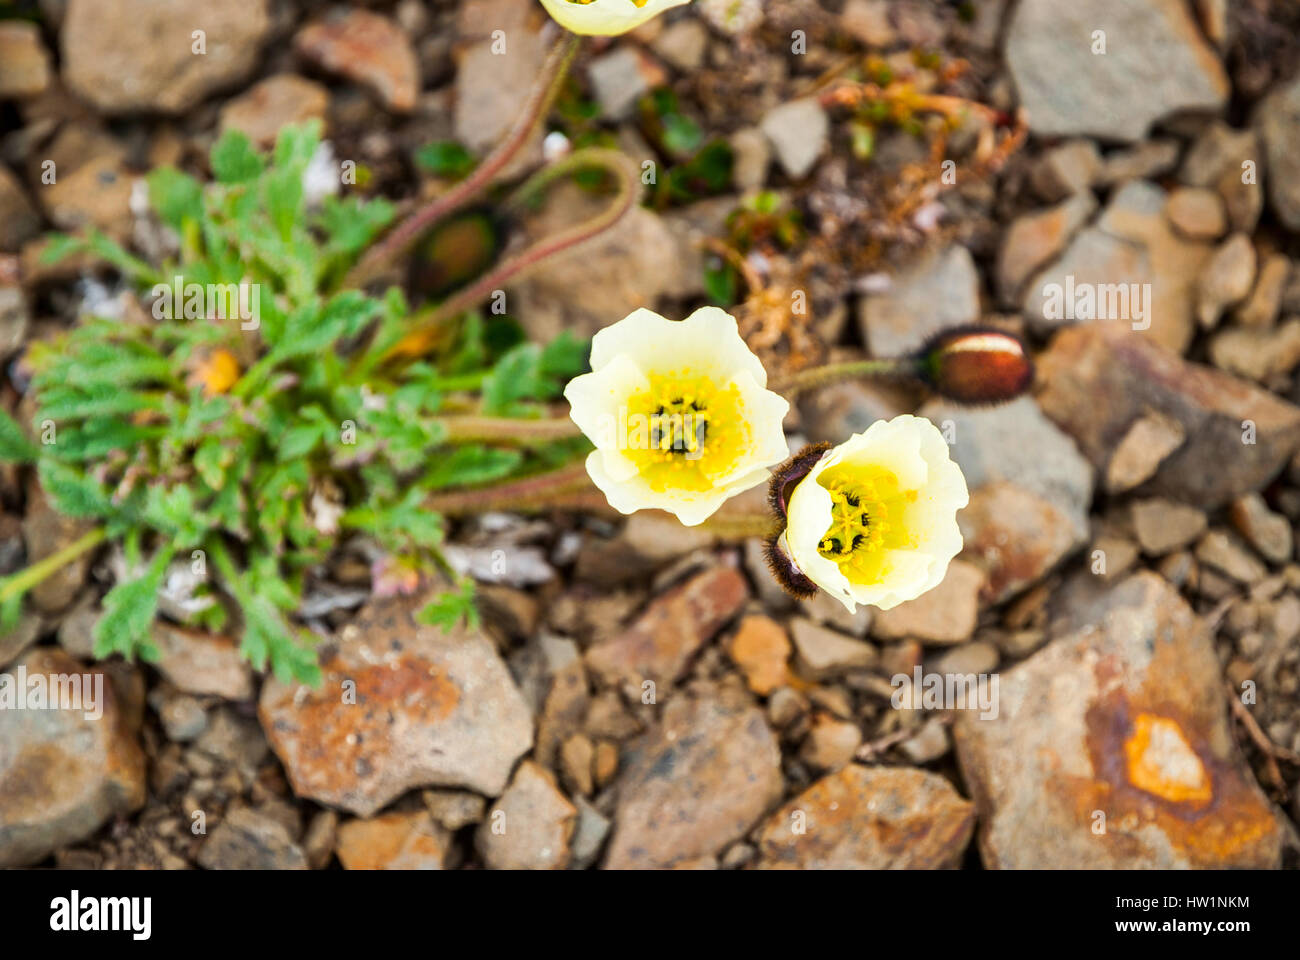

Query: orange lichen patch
<box><xmin>1074</xmin><ymin>670</ymin><xmax>1282</xmax><ymax>868</ymax></box>
<box><xmin>188</xmin><ymin>348</ymin><xmax>240</xmax><ymax>396</ymax></box>
<box><xmin>260</xmin><ymin>656</ymin><xmax>460</xmax><ymax>798</ymax></box>
<box><xmin>1123</xmin><ymin>713</ymin><xmax>1212</xmax><ymax>806</ymax></box>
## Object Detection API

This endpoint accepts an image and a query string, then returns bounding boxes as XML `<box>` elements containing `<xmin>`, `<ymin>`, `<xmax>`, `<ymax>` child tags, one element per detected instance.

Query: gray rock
<box><xmin>997</xmin><ymin>191</ymin><xmax>1096</xmax><ymax>305</ymax></box>
<box><xmin>1029</xmin><ymin>140</ymin><xmax>1101</xmax><ymax>202</ymax></box>
<box><xmin>651</xmin><ymin>18</ymin><xmax>709</xmax><ymax>72</ymax></box>
<box><xmin>454</xmin><ymin>29</ymin><xmax>546</xmax><ymax>155</ymax></box>
<box><xmin>1005</xmin><ymin>0</ymin><xmax>1228</xmax><ymax>142</ymax></box>
<box><xmin>754</xmin><ymin>766</ymin><xmax>974</xmax><ymax>868</ymax></box>
<box><xmin>0</xmin><ymin>649</ymin><xmax>146</xmax><ymax>867</ymax></box>
<box><xmin>1196</xmin><ymin>233</ymin><xmax>1255</xmax><ymax>329</ymax></box>
<box><xmin>604</xmin><ymin>688</ymin><xmax>782</xmax><ymax>869</ymax></box>
<box><xmin>198</xmin><ymin>807</ymin><xmax>307</xmax><ymax>870</ymax></box>
<box><xmin>588</xmin><ymin>47</ymin><xmax>650</xmax><ymax>121</ymax></box>
<box><xmin>61</xmin><ymin>0</ymin><xmax>271</xmax><ymax>114</ymax></box>
<box><xmin>1254</xmin><ymin>72</ymin><xmax>1300</xmax><ymax>230</ymax></box>
<box><xmin>259</xmin><ymin>591</ymin><xmax>534</xmax><ymax>815</ymax></box>
<box><xmin>1180</xmin><ymin>122</ymin><xmax>1262</xmax><ymax>233</ymax></box>
<box><xmin>955</xmin><ymin>573</ymin><xmax>1292</xmax><ymax>868</ymax></box>
<box><xmin>0</xmin><ymin>165</ymin><xmax>42</xmax><ymax>253</ymax></box>
<box><xmin>859</xmin><ymin>245</ymin><xmax>980</xmax><ymax>356</ymax></box>
<box><xmin>475</xmin><ymin>760</ymin><xmax>577</xmax><ymax>870</ymax></box>
<box><xmin>760</xmin><ymin>98</ymin><xmax>829</xmax><ymax>180</ymax></box>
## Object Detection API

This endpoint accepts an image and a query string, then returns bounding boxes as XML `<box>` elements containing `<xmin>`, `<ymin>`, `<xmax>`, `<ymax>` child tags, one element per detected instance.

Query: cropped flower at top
<box><xmin>564</xmin><ymin>306</ymin><xmax>790</xmax><ymax>526</ymax></box>
<box><xmin>784</xmin><ymin>415</ymin><xmax>969</xmax><ymax>612</ymax></box>
<box><xmin>538</xmin><ymin>0</ymin><xmax>692</xmax><ymax>36</ymax></box>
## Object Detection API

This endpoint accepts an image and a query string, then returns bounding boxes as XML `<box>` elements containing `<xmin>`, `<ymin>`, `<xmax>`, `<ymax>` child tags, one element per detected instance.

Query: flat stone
<box><xmin>1209</xmin><ymin>320</ymin><xmax>1300</xmax><ymax>384</ymax></box>
<box><xmin>585</xmin><ymin>565</ymin><xmax>748</xmax><ymax>699</ymax></box>
<box><xmin>198</xmin><ymin>807</ymin><xmax>307</xmax><ymax>870</ymax></box>
<box><xmin>754</xmin><ymin>766</ymin><xmax>974</xmax><ymax>869</ymax></box>
<box><xmin>604</xmin><ymin>688</ymin><xmax>782</xmax><ymax>869</ymax></box>
<box><xmin>997</xmin><ymin>191</ymin><xmax>1096</xmax><ymax>305</ymax></box>
<box><xmin>1029</xmin><ymin>140</ymin><xmax>1101</xmax><ymax>202</ymax></box>
<box><xmin>1098</xmin><ymin>139</ymin><xmax>1181</xmax><ymax>186</ymax></box>
<box><xmin>218</xmin><ymin>74</ymin><xmax>329</xmax><ymax>148</ymax></box>
<box><xmin>651</xmin><ymin>19</ymin><xmax>709</xmax><ymax>72</ymax></box>
<box><xmin>0</xmin><ymin>649</ymin><xmax>146</xmax><ymax>867</ymax></box>
<box><xmin>841</xmin><ymin>0</ymin><xmax>896</xmax><ymax>47</ymax></box>
<box><xmin>1130</xmin><ymin>498</ymin><xmax>1208</xmax><ymax>555</ymax></box>
<box><xmin>954</xmin><ymin>573</ymin><xmax>1291</xmax><ymax>868</ymax></box>
<box><xmin>871</xmin><ymin>559</ymin><xmax>985</xmax><ymax>644</ymax></box>
<box><xmin>62</xmin><ymin>0</ymin><xmax>270</xmax><ymax>114</ymax></box>
<box><xmin>727</xmin><ymin>615</ymin><xmax>793</xmax><ymax>696</ymax></box>
<box><xmin>789</xmin><ymin>618</ymin><xmax>878</xmax><ymax>679</ymax></box>
<box><xmin>295</xmin><ymin>9</ymin><xmax>419</xmax><ymax>112</ymax></box>
<box><xmin>1194</xmin><ymin>531</ymin><xmax>1268</xmax><ymax>583</ymax></box>
<box><xmin>1104</xmin><ymin>411</ymin><xmax>1185</xmax><ymax>493</ymax></box>
<box><xmin>453</xmin><ymin>28</ymin><xmax>546</xmax><ymax>153</ymax></box>
<box><xmin>1005</xmin><ymin>0</ymin><xmax>1229</xmax><ymax>142</ymax></box>
<box><xmin>588</xmin><ymin>47</ymin><xmax>655</xmax><ymax>121</ymax></box>
<box><xmin>1228</xmin><ymin>493</ymin><xmax>1293</xmax><ymax>566</ymax></box>
<box><xmin>151</xmin><ymin>622</ymin><xmax>254</xmax><ymax>701</ymax></box>
<box><xmin>476</xmin><ymin>760</ymin><xmax>577</xmax><ymax>870</ymax></box>
<box><xmin>798</xmin><ymin>715</ymin><xmax>863</xmax><ymax>772</ymax></box>
<box><xmin>1179</xmin><ymin>122</ymin><xmax>1262</xmax><ymax>233</ymax></box>
<box><xmin>0</xmin><ymin>165</ymin><xmax>42</xmax><ymax>253</ymax></box>
<box><xmin>958</xmin><ymin>481</ymin><xmax>1087</xmax><ymax>605</ymax></box>
<box><xmin>1232</xmin><ymin>252</ymin><xmax>1288</xmax><ymax>329</ymax></box>
<box><xmin>1196</xmin><ymin>233</ymin><xmax>1256</xmax><ymax>329</ymax></box>
<box><xmin>1036</xmin><ymin>323</ymin><xmax>1300</xmax><ymax>509</ymax></box>
<box><xmin>259</xmin><ymin>590</ymin><xmax>533</xmax><ymax>815</ymax></box>
<box><xmin>859</xmin><ymin>245</ymin><xmax>980</xmax><ymax>356</ymax></box>
<box><xmin>760</xmin><ymin>98</ymin><xmax>829</xmax><ymax>180</ymax></box>
<box><xmin>337</xmin><ymin>809</ymin><xmax>452</xmax><ymax>869</ymax></box>
<box><xmin>0</xmin><ymin>22</ymin><xmax>51</xmax><ymax>98</ymax></box>
<box><xmin>512</xmin><ymin>181</ymin><xmax>680</xmax><ymax>340</ymax></box>
<box><xmin>1165</xmin><ymin>186</ymin><xmax>1226</xmax><ymax>240</ymax></box>
<box><xmin>1254</xmin><ymin>72</ymin><xmax>1300</xmax><ymax>230</ymax></box>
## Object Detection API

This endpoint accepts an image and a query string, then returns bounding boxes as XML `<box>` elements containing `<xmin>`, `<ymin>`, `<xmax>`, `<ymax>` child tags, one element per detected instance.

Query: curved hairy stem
<box><xmin>769</xmin><ymin>357</ymin><xmax>913</xmax><ymax>398</ymax></box>
<box><xmin>344</xmin><ymin>31</ymin><xmax>582</xmax><ymax>290</ymax></box>
<box><xmin>425</xmin><ymin>460</ymin><xmax>592</xmax><ymax>516</ymax></box>
<box><xmin>377</xmin><ymin>147</ymin><xmax>640</xmax><ymax>369</ymax></box>
<box><xmin>438</xmin><ymin>414</ymin><xmax>581</xmax><ymax>445</ymax></box>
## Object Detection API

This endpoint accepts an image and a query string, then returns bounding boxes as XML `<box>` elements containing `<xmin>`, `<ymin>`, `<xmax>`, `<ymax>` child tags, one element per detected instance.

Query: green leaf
<box><xmin>415</xmin><ymin>141</ymin><xmax>476</xmax><ymax>180</ymax></box>
<box><xmin>210</xmin><ymin>130</ymin><xmax>264</xmax><ymax>184</ymax></box>
<box><xmin>93</xmin><ymin>548</ymin><xmax>173</xmax><ymax>661</ymax></box>
<box><xmin>417</xmin><ymin>579</ymin><xmax>480</xmax><ymax>633</ymax></box>
<box><xmin>423</xmin><ymin>446</ymin><xmax>522</xmax><ymax>490</ymax></box>
<box><xmin>147</xmin><ymin>167</ymin><xmax>204</xmax><ymax>231</ymax></box>
<box><xmin>0</xmin><ymin>409</ymin><xmax>37</xmax><ymax>463</ymax></box>
<box><xmin>37</xmin><ymin>461</ymin><xmax>112</xmax><ymax>519</ymax></box>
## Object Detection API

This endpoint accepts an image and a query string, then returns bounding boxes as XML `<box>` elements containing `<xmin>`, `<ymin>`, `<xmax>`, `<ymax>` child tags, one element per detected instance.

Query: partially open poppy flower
<box><xmin>563</xmin><ymin>306</ymin><xmax>790</xmax><ymax>526</ymax></box>
<box><xmin>538</xmin><ymin>0</ymin><xmax>691</xmax><ymax>37</ymax></box>
<box><xmin>782</xmin><ymin>415</ymin><xmax>968</xmax><ymax>612</ymax></box>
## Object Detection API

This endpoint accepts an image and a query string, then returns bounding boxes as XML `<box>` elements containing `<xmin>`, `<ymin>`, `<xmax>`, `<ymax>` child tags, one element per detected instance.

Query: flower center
<box><xmin>622</xmin><ymin>370</ymin><xmax>748</xmax><ymax>492</ymax></box>
<box><xmin>815</xmin><ymin>464</ymin><xmax>917</xmax><ymax>583</ymax></box>
<box><xmin>565</xmin><ymin>0</ymin><xmax>649</xmax><ymax>6</ymax></box>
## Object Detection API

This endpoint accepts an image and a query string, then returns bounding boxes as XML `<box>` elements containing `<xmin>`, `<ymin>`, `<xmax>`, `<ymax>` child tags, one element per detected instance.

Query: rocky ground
<box><xmin>2</xmin><ymin>0</ymin><xmax>1300</xmax><ymax>869</ymax></box>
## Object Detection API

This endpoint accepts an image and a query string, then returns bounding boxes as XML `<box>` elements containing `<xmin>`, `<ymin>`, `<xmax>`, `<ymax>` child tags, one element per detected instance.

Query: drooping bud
<box><xmin>767</xmin><ymin>441</ymin><xmax>832</xmax><ymax>521</ymax></box>
<box><xmin>914</xmin><ymin>326</ymin><xmax>1034</xmax><ymax>405</ymax></box>
<box><xmin>409</xmin><ymin>208</ymin><xmax>504</xmax><ymax>300</ymax></box>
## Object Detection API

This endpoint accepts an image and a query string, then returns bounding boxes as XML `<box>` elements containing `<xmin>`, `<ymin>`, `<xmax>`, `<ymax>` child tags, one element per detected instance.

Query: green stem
<box><xmin>344</xmin><ymin>32</ymin><xmax>582</xmax><ymax>290</ymax></box>
<box><xmin>0</xmin><ymin>527</ymin><xmax>107</xmax><ymax>604</ymax></box>
<box><xmin>770</xmin><ymin>357</ymin><xmax>913</xmax><ymax>398</ymax></box>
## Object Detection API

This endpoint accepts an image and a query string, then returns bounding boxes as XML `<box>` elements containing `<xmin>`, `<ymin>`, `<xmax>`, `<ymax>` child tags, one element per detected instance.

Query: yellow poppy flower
<box><xmin>564</xmin><ymin>306</ymin><xmax>790</xmax><ymax>526</ymax></box>
<box><xmin>785</xmin><ymin>415</ymin><xmax>968</xmax><ymax>611</ymax></box>
<box><xmin>538</xmin><ymin>0</ymin><xmax>691</xmax><ymax>37</ymax></box>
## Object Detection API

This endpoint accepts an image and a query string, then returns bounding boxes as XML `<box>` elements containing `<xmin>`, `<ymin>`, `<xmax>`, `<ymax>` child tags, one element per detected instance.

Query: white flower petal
<box><xmin>538</xmin><ymin>0</ymin><xmax>692</xmax><ymax>37</ymax></box>
<box><xmin>563</xmin><ymin>352</ymin><xmax>648</xmax><ymax>443</ymax></box>
<box><xmin>784</xmin><ymin>415</ymin><xmax>968</xmax><ymax>612</ymax></box>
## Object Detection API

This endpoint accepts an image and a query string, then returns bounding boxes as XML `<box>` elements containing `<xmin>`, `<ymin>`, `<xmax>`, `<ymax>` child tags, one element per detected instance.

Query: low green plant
<box><xmin>0</xmin><ymin>122</ymin><xmax>589</xmax><ymax>684</ymax></box>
